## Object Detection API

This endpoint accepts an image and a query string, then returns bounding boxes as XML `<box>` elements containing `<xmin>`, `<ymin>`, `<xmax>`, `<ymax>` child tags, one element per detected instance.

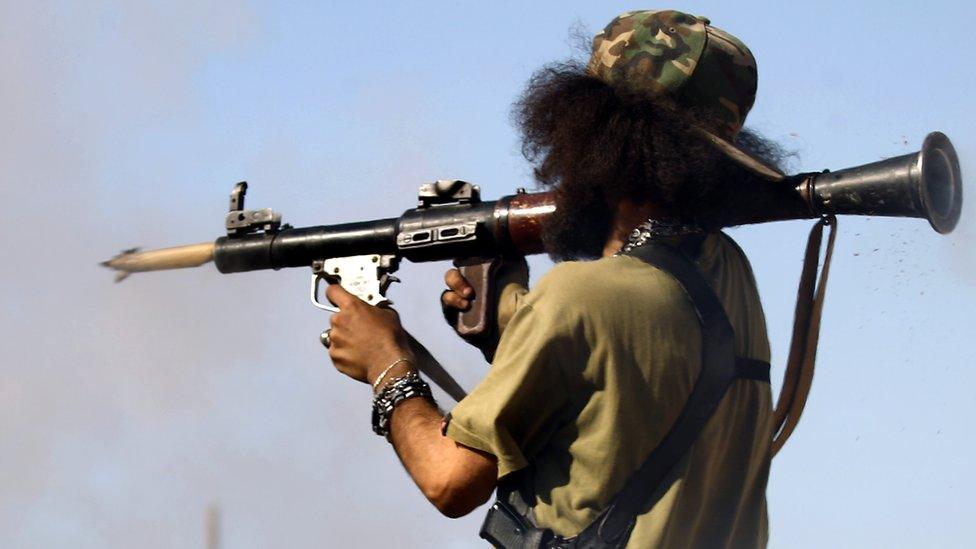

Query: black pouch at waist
<box><xmin>481</xmin><ymin>500</ymin><xmax>554</xmax><ymax>549</ymax></box>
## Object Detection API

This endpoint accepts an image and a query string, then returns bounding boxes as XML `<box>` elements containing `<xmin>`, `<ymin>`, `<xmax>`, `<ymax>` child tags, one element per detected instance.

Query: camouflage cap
<box><xmin>588</xmin><ymin>10</ymin><xmax>784</xmax><ymax>182</ymax></box>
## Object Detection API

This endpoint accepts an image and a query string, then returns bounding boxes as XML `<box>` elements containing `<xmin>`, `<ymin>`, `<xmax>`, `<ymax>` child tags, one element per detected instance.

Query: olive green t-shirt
<box><xmin>446</xmin><ymin>232</ymin><xmax>774</xmax><ymax>548</ymax></box>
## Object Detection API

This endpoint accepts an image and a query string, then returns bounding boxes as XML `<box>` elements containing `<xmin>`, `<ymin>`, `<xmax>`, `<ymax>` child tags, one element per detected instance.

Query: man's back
<box><xmin>446</xmin><ymin>232</ymin><xmax>773</xmax><ymax>548</ymax></box>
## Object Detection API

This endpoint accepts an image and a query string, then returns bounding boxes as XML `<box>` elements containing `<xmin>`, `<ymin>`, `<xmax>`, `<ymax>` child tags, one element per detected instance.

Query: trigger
<box><xmin>378</xmin><ymin>274</ymin><xmax>400</xmax><ymax>297</ymax></box>
<box><xmin>310</xmin><ymin>273</ymin><xmax>340</xmax><ymax>313</ymax></box>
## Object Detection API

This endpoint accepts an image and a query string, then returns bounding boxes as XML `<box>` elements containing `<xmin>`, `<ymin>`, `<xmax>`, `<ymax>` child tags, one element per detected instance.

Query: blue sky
<box><xmin>1</xmin><ymin>1</ymin><xmax>973</xmax><ymax>547</ymax></box>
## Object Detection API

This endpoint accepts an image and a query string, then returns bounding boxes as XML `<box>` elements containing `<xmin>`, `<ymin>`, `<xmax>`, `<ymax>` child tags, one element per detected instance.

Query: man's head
<box><xmin>515</xmin><ymin>9</ymin><xmax>788</xmax><ymax>260</ymax></box>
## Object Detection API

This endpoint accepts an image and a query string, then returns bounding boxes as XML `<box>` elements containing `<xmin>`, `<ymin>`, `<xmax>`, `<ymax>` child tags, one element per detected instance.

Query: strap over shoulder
<box><xmin>582</xmin><ymin>240</ymin><xmax>737</xmax><ymax>545</ymax></box>
<box><xmin>482</xmin><ymin>239</ymin><xmax>770</xmax><ymax>548</ymax></box>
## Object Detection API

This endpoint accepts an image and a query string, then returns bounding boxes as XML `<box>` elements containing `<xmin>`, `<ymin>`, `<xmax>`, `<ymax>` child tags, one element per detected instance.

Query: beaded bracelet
<box><xmin>371</xmin><ymin>372</ymin><xmax>433</xmax><ymax>438</ymax></box>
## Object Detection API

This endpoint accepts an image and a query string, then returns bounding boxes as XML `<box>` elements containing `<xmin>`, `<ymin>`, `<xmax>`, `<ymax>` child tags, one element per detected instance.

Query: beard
<box><xmin>542</xmin><ymin>183</ymin><xmax>614</xmax><ymax>262</ymax></box>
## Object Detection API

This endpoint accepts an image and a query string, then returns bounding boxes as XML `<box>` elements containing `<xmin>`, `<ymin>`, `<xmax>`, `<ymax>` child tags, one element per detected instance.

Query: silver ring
<box><xmin>320</xmin><ymin>328</ymin><xmax>332</xmax><ymax>348</ymax></box>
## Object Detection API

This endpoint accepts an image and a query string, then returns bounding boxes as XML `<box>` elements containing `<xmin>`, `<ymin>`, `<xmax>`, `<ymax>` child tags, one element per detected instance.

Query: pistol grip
<box><xmin>453</xmin><ymin>257</ymin><xmax>503</xmax><ymax>339</ymax></box>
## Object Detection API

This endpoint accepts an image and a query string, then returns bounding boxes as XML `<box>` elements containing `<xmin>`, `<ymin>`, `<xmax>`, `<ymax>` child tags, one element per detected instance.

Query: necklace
<box><xmin>617</xmin><ymin>218</ymin><xmax>705</xmax><ymax>255</ymax></box>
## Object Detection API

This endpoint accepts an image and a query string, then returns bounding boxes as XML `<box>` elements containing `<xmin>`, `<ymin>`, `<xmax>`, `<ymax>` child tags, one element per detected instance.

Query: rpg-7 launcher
<box><xmin>103</xmin><ymin>131</ymin><xmax>962</xmax><ymax>366</ymax></box>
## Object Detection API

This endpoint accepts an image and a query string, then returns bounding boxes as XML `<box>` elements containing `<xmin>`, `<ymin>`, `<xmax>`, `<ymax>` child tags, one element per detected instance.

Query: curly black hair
<box><xmin>512</xmin><ymin>61</ymin><xmax>791</xmax><ymax>260</ymax></box>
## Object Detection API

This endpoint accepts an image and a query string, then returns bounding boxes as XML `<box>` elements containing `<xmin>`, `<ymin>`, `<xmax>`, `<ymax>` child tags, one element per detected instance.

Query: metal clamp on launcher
<box><xmin>397</xmin><ymin>179</ymin><xmax>483</xmax><ymax>250</ymax></box>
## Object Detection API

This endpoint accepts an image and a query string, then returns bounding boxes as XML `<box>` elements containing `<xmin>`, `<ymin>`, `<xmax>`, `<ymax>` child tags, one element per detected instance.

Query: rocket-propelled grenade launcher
<box><xmin>102</xmin><ymin>179</ymin><xmax>559</xmax><ymax>348</ymax></box>
<box><xmin>102</xmin><ymin>131</ymin><xmax>963</xmax><ymax>346</ymax></box>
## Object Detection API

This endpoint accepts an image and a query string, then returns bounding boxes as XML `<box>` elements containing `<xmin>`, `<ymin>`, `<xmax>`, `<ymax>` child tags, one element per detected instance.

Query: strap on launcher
<box><xmin>772</xmin><ymin>216</ymin><xmax>837</xmax><ymax>455</ymax></box>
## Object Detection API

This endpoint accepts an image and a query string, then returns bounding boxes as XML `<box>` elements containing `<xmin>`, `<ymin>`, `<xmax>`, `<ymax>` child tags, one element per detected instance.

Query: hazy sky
<box><xmin>1</xmin><ymin>1</ymin><xmax>973</xmax><ymax>547</ymax></box>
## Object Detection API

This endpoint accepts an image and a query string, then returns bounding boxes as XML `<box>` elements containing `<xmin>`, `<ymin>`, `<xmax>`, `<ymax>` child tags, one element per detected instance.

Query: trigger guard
<box><xmin>310</xmin><ymin>274</ymin><xmax>340</xmax><ymax>313</ymax></box>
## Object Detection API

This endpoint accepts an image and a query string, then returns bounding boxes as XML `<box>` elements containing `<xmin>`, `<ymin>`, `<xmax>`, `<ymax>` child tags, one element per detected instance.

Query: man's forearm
<box><xmin>388</xmin><ymin>394</ymin><xmax>497</xmax><ymax>517</ymax></box>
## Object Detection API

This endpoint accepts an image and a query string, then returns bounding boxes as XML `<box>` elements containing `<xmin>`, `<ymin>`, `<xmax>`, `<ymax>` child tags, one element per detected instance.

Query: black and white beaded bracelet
<box><xmin>371</xmin><ymin>372</ymin><xmax>433</xmax><ymax>438</ymax></box>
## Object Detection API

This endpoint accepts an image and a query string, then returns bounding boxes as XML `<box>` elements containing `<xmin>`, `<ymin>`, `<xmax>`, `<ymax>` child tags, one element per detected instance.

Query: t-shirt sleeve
<box><xmin>496</xmin><ymin>280</ymin><xmax>528</xmax><ymax>335</ymax></box>
<box><xmin>445</xmin><ymin>268</ymin><xmax>584</xmax><ymax>479</ymax></box>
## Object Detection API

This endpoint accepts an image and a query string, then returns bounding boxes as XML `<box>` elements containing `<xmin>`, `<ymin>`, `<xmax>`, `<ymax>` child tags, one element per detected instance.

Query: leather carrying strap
<box><xmin>582</xmin><ymin>240</ymin><xmax>738</xmax><ymax>544</ymax></box>
<box><xmin>771</xmin><ymin>217</ymin><xmax>837</xmax><ymax>456</ymax></box>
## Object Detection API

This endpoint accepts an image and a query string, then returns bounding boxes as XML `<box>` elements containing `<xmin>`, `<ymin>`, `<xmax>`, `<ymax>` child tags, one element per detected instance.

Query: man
<box><xmin>326</xmin><ymin>9</ymin><xmax>787</xmax><ymax>547</ymax></box>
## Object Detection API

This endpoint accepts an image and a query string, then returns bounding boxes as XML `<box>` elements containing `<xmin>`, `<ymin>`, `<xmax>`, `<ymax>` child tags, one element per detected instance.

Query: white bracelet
<box><xmin>371</xmin><ymin>357</ymin><xmax>413</xmax><ymax>393</ymax></box>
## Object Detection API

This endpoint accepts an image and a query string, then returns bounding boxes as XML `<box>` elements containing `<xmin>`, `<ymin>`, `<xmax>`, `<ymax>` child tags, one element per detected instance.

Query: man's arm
<box><xmin>387</xmin><ymin>395</ymin><xmax>497</xmax><ymax>517</ymax></box>
<box><xmin>324</xmin><ymin>283</ymin><xmax>497</xmax><ymax>518</ymax></box>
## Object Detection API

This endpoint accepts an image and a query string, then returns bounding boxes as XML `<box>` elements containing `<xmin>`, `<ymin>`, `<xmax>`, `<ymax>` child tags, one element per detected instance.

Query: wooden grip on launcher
<box><xmin>452</xmin><ymin>256</ymin><xmax>504</xmax><ymax>340</ymax></box>
<box><xmin>449</xmin><ymin>191</ymin><xmax>554</xmax><ymax>358</ymax></box>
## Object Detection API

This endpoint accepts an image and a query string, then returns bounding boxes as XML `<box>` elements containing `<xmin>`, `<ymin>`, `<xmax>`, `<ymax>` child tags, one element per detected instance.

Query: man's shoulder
<box><xmin>528</xmin><ymin>256</ymin><xmax>691</xmax><ymax>315</ymax></box>
<box><xmin>538</xmin><ymin>255</ymin><xmax>678</xmax><ymax>284</ymax></box>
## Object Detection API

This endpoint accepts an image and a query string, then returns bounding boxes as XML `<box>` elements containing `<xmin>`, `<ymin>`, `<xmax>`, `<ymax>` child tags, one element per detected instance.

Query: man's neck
<box><xmin>601</xmin><ymin>201</ymin><xmax>663</xmax><ymax>257</ymax></box>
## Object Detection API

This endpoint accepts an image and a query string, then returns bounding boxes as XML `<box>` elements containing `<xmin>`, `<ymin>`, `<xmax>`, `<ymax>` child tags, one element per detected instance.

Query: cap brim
<box><xmin>694</xmin><ymin>127</ymin><xmax>786</xmax><ymax>182</ymax></box>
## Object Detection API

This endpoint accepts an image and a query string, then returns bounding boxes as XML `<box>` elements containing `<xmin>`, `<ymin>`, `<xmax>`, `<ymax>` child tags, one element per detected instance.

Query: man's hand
<box><xmin>441</xmin><ymin>267</ymin><xmax>475</xmax><ymax>312</ymax></box>
<box><xmin>441</xmin><ymin>257</ymin><xmax>529</xmax><ymax>320</ymax></box>
<box><xmin>325</xmin><ymin>283</ymin><xmax>415</xmax><ymax>385</ymax></box>
<box><xmin>441</xmin><ymin>257</ymin><xmax>529</xmax><ymax>362</ymax></box>
<box><xmin>325</xmin><ymin>283</ymin><xmax>498</xmax><ymax>518</ymax></box>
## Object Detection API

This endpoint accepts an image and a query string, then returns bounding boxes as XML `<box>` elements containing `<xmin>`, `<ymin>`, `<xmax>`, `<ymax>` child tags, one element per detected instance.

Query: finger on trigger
<box><xmin>325</xmin><ymin>283</ymin><xmax>358</xmax><ymax>308</ymax></box>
